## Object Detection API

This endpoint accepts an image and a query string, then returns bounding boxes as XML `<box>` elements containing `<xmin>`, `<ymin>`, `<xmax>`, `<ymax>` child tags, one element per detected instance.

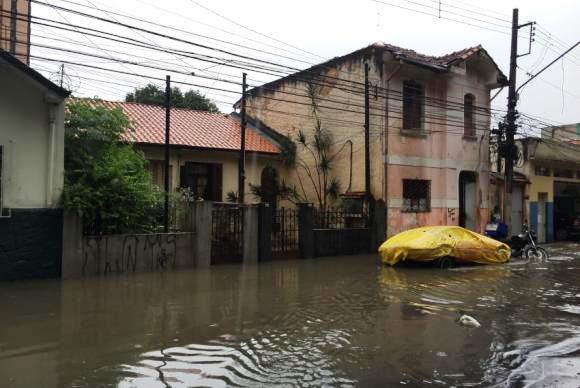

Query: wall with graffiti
<box><xmin>65</xmin><ymin>232</ymin><xmax>195</xmax><ymax>277</ymax></box>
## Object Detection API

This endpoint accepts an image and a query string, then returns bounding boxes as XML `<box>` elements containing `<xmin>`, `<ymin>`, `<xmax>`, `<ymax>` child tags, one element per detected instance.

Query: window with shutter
<box><xmin>403</xmin><ymin>80</ymin><xmax>424</xmax><ymax>130</ymax></box>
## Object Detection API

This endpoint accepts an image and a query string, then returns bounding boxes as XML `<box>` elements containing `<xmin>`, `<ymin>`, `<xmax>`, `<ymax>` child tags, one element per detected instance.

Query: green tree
<box><xmin>125</xmin><ymin>84</ymin><xmax>220</xmax><ymax>112</ymax></box>
<box><xmin>63</xmin><ymin>102</ymin><xmax>161</xmax><ymax>234</ymax></box>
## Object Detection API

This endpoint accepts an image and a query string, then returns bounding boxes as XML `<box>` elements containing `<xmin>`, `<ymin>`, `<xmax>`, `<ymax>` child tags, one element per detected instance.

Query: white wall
<box><xmin>0</xmin><ymin>62</ymin><xmax>65</xmax><ymax>209</ymax></box>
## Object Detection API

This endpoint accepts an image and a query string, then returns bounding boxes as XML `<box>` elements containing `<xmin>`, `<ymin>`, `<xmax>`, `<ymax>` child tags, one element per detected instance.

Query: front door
<box><xmin>511</xmin><ymin>185</ymin><xmax>523</xmax><ymax>235</ymax></box>
<box><xmin>459</xmin><ymin>172</ymin><xmax>477</xmax><ymax>230</ymax></box>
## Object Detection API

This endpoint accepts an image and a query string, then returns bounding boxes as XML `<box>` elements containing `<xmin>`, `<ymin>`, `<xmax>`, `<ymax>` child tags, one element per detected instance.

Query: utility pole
<box><xmin>503</xmin><ymin>8</ymin><xmax>519</xmax><ymax>233</ymax></box>
<box><xmin>59</xmin><ymin>64</ymin><xmax>65</xmax><ymax>88</ymax></box>
<box><xmin>238</xmin><ymin>72</ymin><xmax>247</xmax><ymax>204</ymax></box>
<box><xmin>364</xmin><ymin>63</ymin><xmax>371</xmax><ymax>199</ymax></box>
<box><xmin>163</xmin><ymin>75</ymin><xmax>171</xmax><ymax>233</ymax></box>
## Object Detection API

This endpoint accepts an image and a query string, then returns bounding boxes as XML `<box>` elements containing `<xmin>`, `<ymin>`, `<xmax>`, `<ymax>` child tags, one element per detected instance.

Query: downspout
<box><xmin>346</xmin><ymin>140</ymin><xmax>353</xmax><ymax>192</ymax></box>
<box><xmin>46</xmin><ymin>104</ymin><xmax>57</xmax><ymax>207</ymax></box>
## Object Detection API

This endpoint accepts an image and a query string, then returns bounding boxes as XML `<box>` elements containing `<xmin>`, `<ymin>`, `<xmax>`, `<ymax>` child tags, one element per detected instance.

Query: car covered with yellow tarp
<box><xmin>378</xmin><ymin>226</ymin><xmax>511</xmax><ymax>266</ymax></box>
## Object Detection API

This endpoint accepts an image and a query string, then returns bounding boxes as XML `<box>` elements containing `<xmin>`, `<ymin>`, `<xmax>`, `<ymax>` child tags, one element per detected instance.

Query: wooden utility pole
<box><xmin>503</xmin><ymin>8</ymin><xmax>519</xmax><ymax>233</ymax></box>
<box><xmin>364</xmin><ymin>63</ymin><xmax>371</xmax><ymax>199</ymax></box>
<box><xmin>238</xmin><ymin>72</ymin><xmax>247</xmax><ymax>204</ymax></box>
<box><xmin>163</xmin><ymin>75</ymin><xmax>171</xmax><ymax>233</ymax></box>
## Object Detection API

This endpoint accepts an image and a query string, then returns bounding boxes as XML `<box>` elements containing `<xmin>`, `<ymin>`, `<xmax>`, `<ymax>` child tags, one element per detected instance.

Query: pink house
<box><xmin>242</xmin><ymin>42</ymin><xmax>507</xmax><ymax>236</ymax></box>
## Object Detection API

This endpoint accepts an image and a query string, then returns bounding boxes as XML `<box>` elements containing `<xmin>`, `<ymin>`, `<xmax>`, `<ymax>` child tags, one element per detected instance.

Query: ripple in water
<box><xmin>117</xmin><ymin>330</ymin><xmax>356</xmax><ymax>388</ymax></box>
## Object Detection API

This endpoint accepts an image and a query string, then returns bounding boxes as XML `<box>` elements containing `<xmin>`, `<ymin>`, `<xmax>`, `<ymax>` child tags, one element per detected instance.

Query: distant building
<box><xmin>239</xmin><ymin>42</ymin><xmax>507</xmax><ymax>236</ymax></box>
<box><xmin>72</xmin><ymin>100</ymin><xmax>283</xmax><ymax>203</ymax></box>
<box><xmin>515</xmin><ymin>128</ymin><xmax>580</xmax><ymax>243</ymax></box>
<box><xmin>0</xmin><ymin>49</ymin><xmax>69</xmax><ymax>280</ymax></box>
<box><xmin>0</xmin><ymin>0</ymin><xmax>30</xmax><ymax>64</ymax></box>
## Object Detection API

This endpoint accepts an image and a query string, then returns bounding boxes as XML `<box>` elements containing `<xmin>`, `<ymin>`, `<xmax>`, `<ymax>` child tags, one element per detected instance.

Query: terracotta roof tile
<box><xmin>73</xmin><ymin>100</ymin><xmax>280</xmax><ymax>154</ymax></box>
<box><xmin>372</xmin><ymin>41</ymin><xmax>483</xmax><ymax>67</ymax></box>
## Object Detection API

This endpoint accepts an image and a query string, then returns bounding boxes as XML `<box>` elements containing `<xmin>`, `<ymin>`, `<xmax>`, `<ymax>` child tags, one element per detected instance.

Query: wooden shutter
<box><xmin>211</xmin><ymin>164</ymin><xmax>223</xmax><ymax>202</ymax></box>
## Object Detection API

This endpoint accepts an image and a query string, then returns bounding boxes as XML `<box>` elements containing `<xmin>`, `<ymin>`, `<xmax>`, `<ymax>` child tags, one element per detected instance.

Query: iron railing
<box><xmin>211</xmin><ymin>203</ymin><xmax>243</xmax><ymax>264</ymax></box>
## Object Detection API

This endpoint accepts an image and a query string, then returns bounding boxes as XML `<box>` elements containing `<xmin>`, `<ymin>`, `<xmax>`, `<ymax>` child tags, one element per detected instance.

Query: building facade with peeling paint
<box><xmin>240</xmin><ymin>42</ymin><xmax>507</xmax><ymax>236</ymax></box>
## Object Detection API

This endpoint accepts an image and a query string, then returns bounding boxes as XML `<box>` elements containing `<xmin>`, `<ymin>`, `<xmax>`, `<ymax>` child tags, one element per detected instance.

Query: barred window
<box><xmin>535</xmin><ymin>166</ymin><xmax>551</xmax><ymax>176</ymax></box>
<box><xmin>403</xmin><ymin>179</ymin><xmax>431</xmax><ymax>212</ymax></box>
<box><xmin>403</xmin><ymin>80</ymin><xmax>424</xmax><ymax>130</ymax></box>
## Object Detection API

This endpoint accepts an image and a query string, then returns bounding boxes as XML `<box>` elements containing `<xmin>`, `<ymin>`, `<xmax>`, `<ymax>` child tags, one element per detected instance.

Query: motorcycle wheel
<box><xmin>525</xmin><ymin>247</ymin><xmax>549</xmax><ymax>262</ymax></box>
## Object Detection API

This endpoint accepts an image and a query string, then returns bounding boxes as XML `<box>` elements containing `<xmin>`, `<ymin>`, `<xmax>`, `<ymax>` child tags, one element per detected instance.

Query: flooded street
<box><xmin>2</xmin><ymin>244</ymin><xmax>580</xmax><ymax>387</ymax></box>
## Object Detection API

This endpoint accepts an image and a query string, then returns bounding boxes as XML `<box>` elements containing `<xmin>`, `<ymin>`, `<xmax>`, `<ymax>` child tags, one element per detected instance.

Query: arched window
<box><xmin>464</xmin><ymin>94</ymin><xmax>475</xmax><ymax>137</ymax></box>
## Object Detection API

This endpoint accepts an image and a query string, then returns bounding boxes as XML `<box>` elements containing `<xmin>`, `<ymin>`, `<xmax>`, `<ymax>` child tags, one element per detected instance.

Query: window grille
<box><xmin>535</xmin><ymin>166</ymin><xmax>551</xmax><ymax>177</ymax></box>
<box><xmin>403</xmin><ymin>179</ymin><xmax>431</xmax><ymax>212</ymax></box>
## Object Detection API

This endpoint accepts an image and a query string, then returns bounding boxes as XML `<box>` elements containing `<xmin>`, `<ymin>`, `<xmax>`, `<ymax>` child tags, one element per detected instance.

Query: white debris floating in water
<box><xmin>458</xmin><ymin>313</ymin><xmax>481</xmax><ymax>328</ymax></box>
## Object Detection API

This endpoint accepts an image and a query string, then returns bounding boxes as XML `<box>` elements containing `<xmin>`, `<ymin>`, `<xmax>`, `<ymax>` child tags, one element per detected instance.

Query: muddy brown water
<box><xmin>2</xmin><ymin>245</ymin><xmax>580</xmax><ymax>387</ymax></box>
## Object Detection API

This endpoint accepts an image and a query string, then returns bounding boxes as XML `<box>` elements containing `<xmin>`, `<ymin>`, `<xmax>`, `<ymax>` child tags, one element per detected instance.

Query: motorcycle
<box><xmin>484</xmin><ymin>223</ymin><xmax>549</xmax><ymax>261</ymax></box>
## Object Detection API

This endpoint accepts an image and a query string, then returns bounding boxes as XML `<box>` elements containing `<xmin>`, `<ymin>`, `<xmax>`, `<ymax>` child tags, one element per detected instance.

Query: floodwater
<box><xmin>2</xmin><ymin>245</ymin><xmax>580</xmax><ymax>387</ymax></box>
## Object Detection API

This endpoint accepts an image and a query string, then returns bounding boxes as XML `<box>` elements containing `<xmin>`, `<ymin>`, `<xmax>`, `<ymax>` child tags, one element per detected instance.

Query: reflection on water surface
<box><xmin>1</xmin><ymin>251</ymin><xmax>580</xmax><ymax>387</ymax></box>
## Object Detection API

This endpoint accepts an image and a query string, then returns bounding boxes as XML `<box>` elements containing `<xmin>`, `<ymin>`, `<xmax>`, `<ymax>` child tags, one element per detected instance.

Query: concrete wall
<box><xmin>63</xmin><ymin>230</ymin><xmax>196</xmax><ymax>278</ymax></box>
<box><xmin>246</xmin><ymin>48</ymin><xmax>498</xmax><ymax>235</ymax></box>
<box><xmin>0</xmin><ymin>58</ymin><xmax>65</xmax><ymax>209</ymax></box>
<box><xmin>0</xmin><ymin>0</ymin><xmax>30</xmax><ymax>64</ymax></box>
<box><xmin>136</xmin><ymin>145</ymin><xmax>282</xmax><ymax>204</ymax></box>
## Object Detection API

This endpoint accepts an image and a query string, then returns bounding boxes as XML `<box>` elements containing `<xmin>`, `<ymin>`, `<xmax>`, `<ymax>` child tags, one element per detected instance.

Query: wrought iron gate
<box><xmin>211</xmin><ymin>203</ymin><xmax>243</xmax><ymax>264</ymax></box>
<box><xmin>271</xmin><ymin>208</ymin><xmax>300</xmax><ymax>259</ymax></box>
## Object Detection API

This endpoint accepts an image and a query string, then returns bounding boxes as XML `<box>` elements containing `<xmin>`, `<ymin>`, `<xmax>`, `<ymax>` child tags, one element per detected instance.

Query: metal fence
<box><xmin>314</xmin><ymin>208</ymin><xmax>369</xmax><ymax>230</ymax></box>
<box><xmin>211</xmin><ymin>203</ymin><xmax>243</xmax><ymax>264</ymax></box>
<box><xmin>313</xmin><ymin>207</ymin><xmax>370</xmax><ymax>257</ymax></box>
<box><xmin>271</xmin><ymin>208</ymin><xmax>300</xmax><ymax>259</ymax></box>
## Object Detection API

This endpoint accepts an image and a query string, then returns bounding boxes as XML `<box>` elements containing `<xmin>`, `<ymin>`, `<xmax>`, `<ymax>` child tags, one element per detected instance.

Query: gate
<box><xmin>271</xmin><ymin>208</ymin><xmax>300</xmax><ymax>259</ymax></box>
<box><xmin>313</xmin><ymin>208</ymin><xmax>370</xmax><ymax>257</ymax></box>
<box><xmin>211</xmin><ymin>203</ymin><xmax>243</xmax><ymax>264</ymax></box>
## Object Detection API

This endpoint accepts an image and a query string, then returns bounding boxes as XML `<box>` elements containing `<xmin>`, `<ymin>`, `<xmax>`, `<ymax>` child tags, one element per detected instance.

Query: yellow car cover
<box><xmin>378</xmin><ymin>226</ymin><xmax>511</xmax><ymax>266</ymax></box>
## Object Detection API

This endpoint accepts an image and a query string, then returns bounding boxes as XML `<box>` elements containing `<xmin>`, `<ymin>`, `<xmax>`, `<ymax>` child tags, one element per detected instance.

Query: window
<box><xmin>403</xmin><ymin>179</ymin><xmax>431</xmax><ymax>212</ymax></box>
<box><xmin>554</xmin><ymin>169</ymin><xmax>574</xmax><ymax>179</ymax></box>
<box><xmin>403</xmin><ymin>80</ymin><xmax>424</xmax><ymax>130</ymax></box>
<box><xmin>464</xmin><ymin>94</ymin><xmax>475</xmax><ymax>137</ymax></box>
<box><xmin>535</xmin><ymin>166</ymin><xmax>551</xmax><ymax>177</ymax></box>
<box><xmin>148</xmin><ymin>160</ymin><xmax>173</xmax><ymax>190</ymax></box>
<box><xmin>180</xmin><ymin>162</ymin><xmax>223</xmax><ymax>201</ymax></box>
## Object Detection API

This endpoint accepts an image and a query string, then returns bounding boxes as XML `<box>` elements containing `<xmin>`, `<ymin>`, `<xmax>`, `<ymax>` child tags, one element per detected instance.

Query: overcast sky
<box><xmin>31</xmin><ymin>0</ymin><xmax>580</xmax><ymax>128</ymax></box>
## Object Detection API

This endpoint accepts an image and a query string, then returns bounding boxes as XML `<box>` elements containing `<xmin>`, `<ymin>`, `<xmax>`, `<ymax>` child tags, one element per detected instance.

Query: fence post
<box><xmin>62</xmin><ymin>210</ymin><xmax>83</xmax><ymax>278</ymax></box>
<box><xmin>243</xmin><ymin>205</ymin><xmax>259</xmax><ymax>263</ymax></box>
<box><xmin>370</xmin><ymin>199</ymin><xmax>386</xmax><ymax>252</ymax></box>
<box><xmin>192</xmin><ymin>201</ymin><xmax>212</xmax><ymax>267</ymax></box>
<box><xmin>298</xmin><ymin>203</ymin><xmax>315</xmax><ymax>259</ymax></box>
<box><xmin>258</xmin><ymin>203</ymin><xmax>272</xmax><ymax>262</ymax></box>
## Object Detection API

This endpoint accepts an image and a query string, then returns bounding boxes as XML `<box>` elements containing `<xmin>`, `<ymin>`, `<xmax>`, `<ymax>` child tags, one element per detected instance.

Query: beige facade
<box><xmin>137</xmin><ymin>145</ymin><xmax>283</xmax><ymax>203</ymax></box>
<box><xmin>0</xmin><ymin>52</ymin><xmax>67</xmax><ymax>210</ymax></box>
<box><xmin>0</xmin><ymin>0</ymin><xmax>30</xmax><ymax>64</ymax></box>
<box><xmin>515</xmin><ymin>137</ymin><xmax>580</xmax><ymax>242</ymax></box>
<box><xmin>244</xmin><ymin>43</ymin><xmax>506</xmax><ymax>236</ymax></box>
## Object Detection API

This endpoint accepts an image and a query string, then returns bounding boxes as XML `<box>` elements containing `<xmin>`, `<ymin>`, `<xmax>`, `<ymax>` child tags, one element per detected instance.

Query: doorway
<box><xmin>459</xmin><ymin>172</ymin><xmax>477</xmax><ymax>230</ymax></box>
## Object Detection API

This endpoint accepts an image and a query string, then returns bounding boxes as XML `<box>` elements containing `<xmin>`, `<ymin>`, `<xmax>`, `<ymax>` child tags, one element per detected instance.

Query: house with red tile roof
<box><xmin>74</xmin><ymin>99</ymin><xmax>283</xmax><ymax>202</ymax></box>
<box><xmin>237</xmin><ymin>42</ymin><xmax>508</xmax><ymax>236</ymax></box>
